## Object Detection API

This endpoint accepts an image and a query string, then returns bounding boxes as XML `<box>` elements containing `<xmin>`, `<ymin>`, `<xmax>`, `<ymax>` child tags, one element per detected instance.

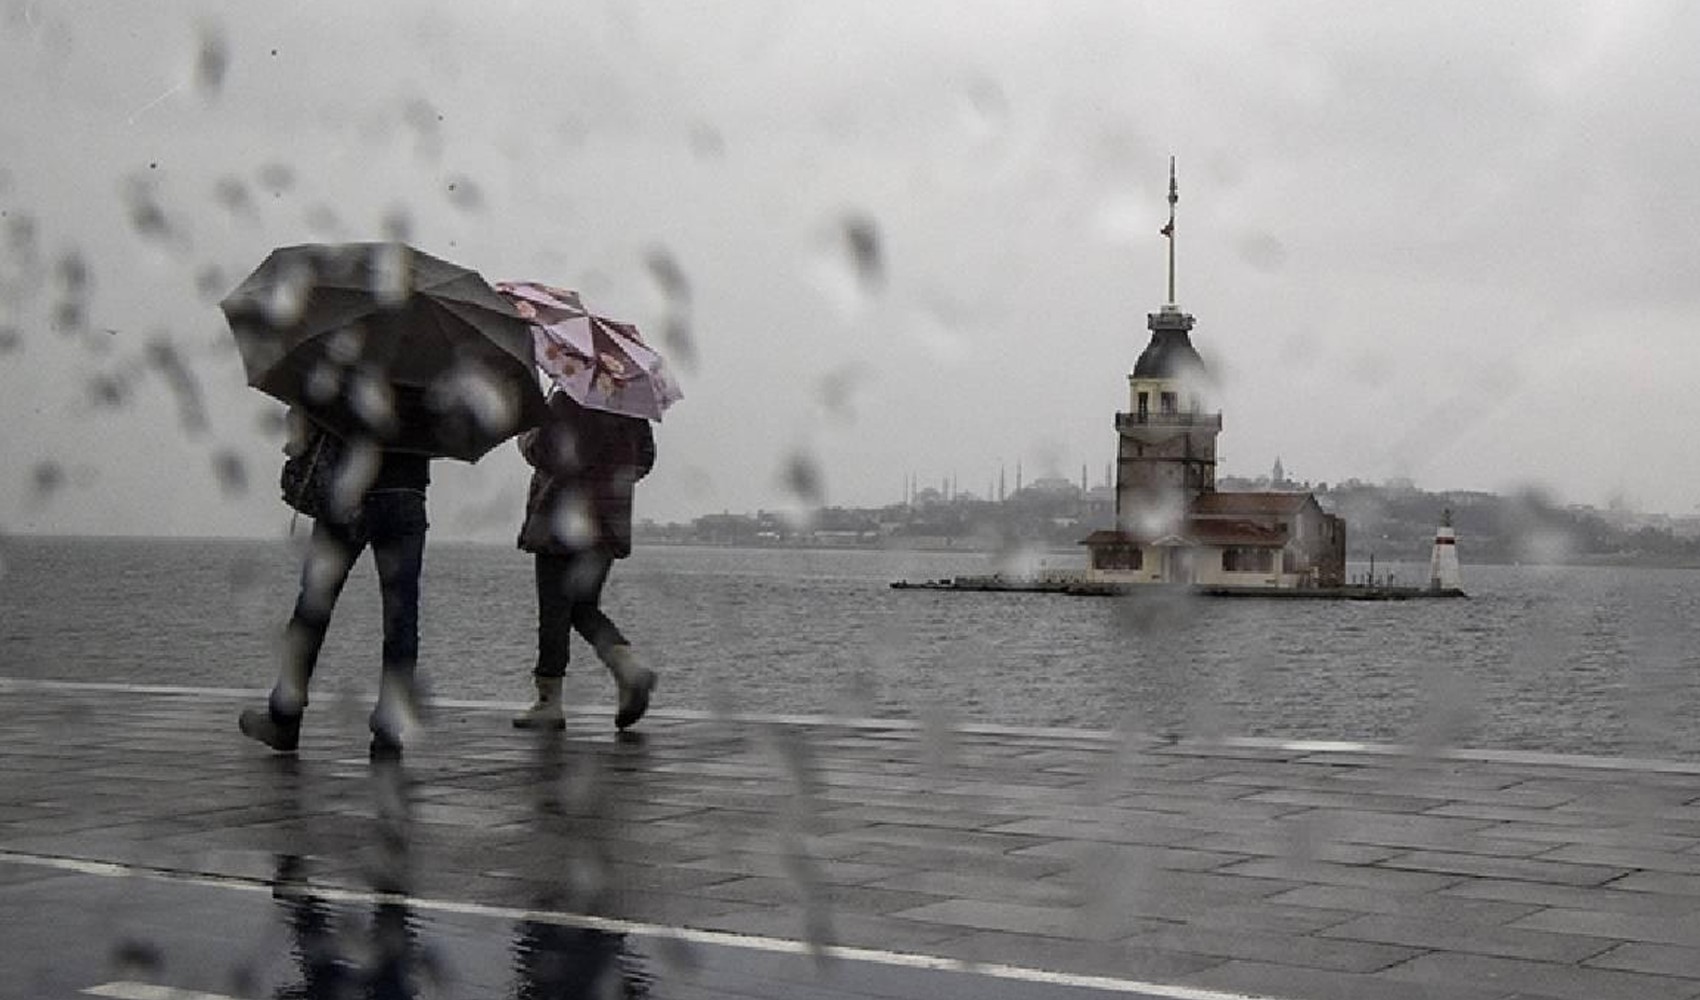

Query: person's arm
<box><xmin>283</xmin><ymin>407</ymin><xmax>313</xmax><ymax>458</ymax></box>
<box><xmin>634</xmin><ymin>422</ymin><xmax>657</xmax><ymax>481</ymax></box>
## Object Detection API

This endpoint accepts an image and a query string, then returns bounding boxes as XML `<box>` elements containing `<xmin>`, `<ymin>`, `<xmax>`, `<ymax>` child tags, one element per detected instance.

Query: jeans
<box><xmin>533</xmin><ymin>551</ymin><xmax>627</xmax><ymax>679</ymax></box>
<box><xmin>273</xmin><ymin>489</ymin><xmax>428</xmax><ymax>716</ymax></box>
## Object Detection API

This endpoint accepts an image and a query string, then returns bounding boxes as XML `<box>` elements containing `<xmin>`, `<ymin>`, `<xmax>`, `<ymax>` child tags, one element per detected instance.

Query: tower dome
<box><xmin>1131</xmin><ymin>307</ymin><xmax>1209</xmax><ymax>381</ymax></box>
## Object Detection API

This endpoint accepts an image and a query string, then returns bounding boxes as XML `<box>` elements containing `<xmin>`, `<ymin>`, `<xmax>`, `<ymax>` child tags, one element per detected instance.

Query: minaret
<box><xmin>1113</xmin><ymin>157</ymin><xmax>1222</xmax><ymax>535</ymax></box>
<box><xmin>1429</xmin><ymin>508</ymin><xmax>1463</xmax><ymax>592</ymax></box>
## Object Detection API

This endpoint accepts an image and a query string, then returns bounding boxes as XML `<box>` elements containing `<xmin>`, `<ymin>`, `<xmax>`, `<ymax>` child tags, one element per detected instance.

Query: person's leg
<box><xmin>366</xmin><ymin>490</ymin><xmax>428</xmax><ymax>754</ymax></box>
<box><xmin>241</xmin><ymin>520</ymin><xmax>362</xmax><ymax>751</ymax></box>
<box><xmin>567</xmin><ymin>553</ymin><xmax>655</xmax><ymax>731</ymax></box>
<box><xmin>514</xmin><ymin>552</ymin><xmax>573</xmax><ymax>729</ymax></box>
<box><xmin>564</xmin><ymin>552</ymin><xmax>624</xmax><ymax>656</ymax></box>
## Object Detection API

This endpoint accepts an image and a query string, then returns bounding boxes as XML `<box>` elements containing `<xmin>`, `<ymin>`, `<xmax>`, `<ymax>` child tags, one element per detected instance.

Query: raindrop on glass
<box><xmin>31</xmin><ymin>461</ymin><xmax>65</xmax><ymax>498</ymax></box>
<box><xmin>687</xmin><ymin>122</ymin><xmax>725</xmax><ymax>159</ymax></box>
<box><xmin>380</xmin><ymin>207</ymin><xmax>413</xmax><ymax>242</ymax></box>
<box><xmin>371</xmin><ymin>242</ymin><xmax>410</xmax><ymax>307</ymax></box>
<box><xmin>55</xmin><ymin>251</ymin><xmax>90</xmax><ymax>295</ymax></box>
<box><xmin>195</xmin><ymin>264</ymin><xmax>228</xmax><ymax>302</ymax></box>
<box><xmin>262</xmin><ymin>258</ymin><xmax>314</xmax><ymax>325</ymax></box>
<box><xmin>121</xmin><ymin>176</ymin><xmax>174</xmax><ymax>242</ymax></box>
<box><xmin>1238</xmin><ymin>231</ymin><xmax>1286</xmax><ymax>272</ymax></box>
<box><xmin>549</xmin><ymin>492</ymin><xmax>596</xmax><ymax>549</ymax></box>
<box><xmin>657</xmin><ymin>314</ymin><xmax>697</xmax><ymax>371</ymax></box>
<box><xmin>444</xmin><ymin>175</ymin><xmax>483</xmax><ymax>211</ymax></box>
<box><xmin>780</xmin><ymin>450</ymin><xmax>825</xmax><ymax>507</ymax></box>
<box><xmin>52</xmin><ymin>299</ymin><xmax>84</xmax><ymax>333</ymax></box>
<box><xmin>842</xmin><ymin>214</ymin><xmax>882</xmax><ymax>291</ymax></box>
<box><xmin>305</xmin><ymin>361</ymin><xmax>342</xmax><ymax>404</ymax></box>
<box><xmin>257</xmin><ymin>162</ymin><xmax>296</xmax><ymax>195</ymax></box>
<box><xmin>87</xmin><ymin>373</ymin><xmax>128</xmax><ymax>408</ymax></box>
<box><xmin>644</xmin><ymin>247</ymin><xmax>691</xmax><ymax>305</ymax></box>
<box><xmin>213</xmin><ymin>176</ymin><xmax>253</xmax><ymax>219</ymax></box>
<box><xmin>959</xmin><ymin>75</ymin><xmax>1010</xmax><ymax>142</ymax></box>
<box><xmin>145</xmin><ymin>336</ymin><xmax>208</xmax><ymax>432</ymax></box>
<box><xmin>304</xmin><ymin>203</ymin><xmax>341</xmax><ymax>237</ymax></box>
<box><xmin>194</xmin><ymin>20</ymin><xmax>229</xmax><ymax>96</ymax></box>
<box><xmin>212</xmin><ymin>449</ymin><xmax>248</xmax><ymax>497</ymax></box>
<box><xmin>109</xmin><ymin>939</ymin><xmax>165</xmax><ymax>979</ymax></box>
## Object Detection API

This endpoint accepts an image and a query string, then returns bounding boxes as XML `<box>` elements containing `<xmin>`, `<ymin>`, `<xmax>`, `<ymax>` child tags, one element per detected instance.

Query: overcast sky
<box><xmin>4</xmin><ymin>1</ymin><xmax>1699</xmax><ymax>540</ymax></box>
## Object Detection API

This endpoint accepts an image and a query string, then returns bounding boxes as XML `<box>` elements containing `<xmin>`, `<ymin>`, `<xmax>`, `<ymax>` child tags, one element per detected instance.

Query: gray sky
<box><xmin>4</xmin><ymin>1</ymin><xmax>1699</xmax><ymax>539</ymax></box>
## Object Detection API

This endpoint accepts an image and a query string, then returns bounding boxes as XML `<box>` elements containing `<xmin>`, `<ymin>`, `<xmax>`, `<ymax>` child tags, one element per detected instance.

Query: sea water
<box><xmin>4</xmin><ymin>535</ymin><xmax>1700</xmax><ymax>759</ymax></box>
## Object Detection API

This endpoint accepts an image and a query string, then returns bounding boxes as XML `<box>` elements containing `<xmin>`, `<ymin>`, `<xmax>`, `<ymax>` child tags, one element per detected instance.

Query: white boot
<box><xmin>513</xmin><ymin>676</ymin><xmax>567</xmax><ymax>730</ymax></box>
<box><xmin>603</xmin><ymin>645</ymin><xmax>656</xmax><ymax>730</ymax></box>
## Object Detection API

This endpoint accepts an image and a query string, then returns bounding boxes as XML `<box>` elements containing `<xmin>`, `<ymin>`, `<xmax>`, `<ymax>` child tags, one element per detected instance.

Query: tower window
<box><xmin>1137</xmin><ymin>392</ymin><xmax>1149</xmax><ymax>418</ymax></box>
<box><xmin>1159</xmin><ymin>392</ymin><xmax>1177</xmax><ymax>414</ymax></box>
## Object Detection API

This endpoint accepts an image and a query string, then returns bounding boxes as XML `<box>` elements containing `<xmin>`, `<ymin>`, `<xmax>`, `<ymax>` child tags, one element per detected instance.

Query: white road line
<box><xmin>86</xmin><ymin>982</ymin><xmax>240</xmax><ymax>1000</ymax></box>
<box><xmin>6</xmin><ymin>674</ymin><xmax>1700</xmax><ymax>772</ymax></box>
<box><xmin>6</xmin><ymin>851</ymin><xmax>1281</xmax><ymax>1000</ymax></box>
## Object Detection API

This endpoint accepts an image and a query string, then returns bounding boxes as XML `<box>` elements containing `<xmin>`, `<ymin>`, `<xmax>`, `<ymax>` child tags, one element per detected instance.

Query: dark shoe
<box><xmin>239</xmin><ymin>707</ymin><xmax>301</xmax><ymax>753</ymax></box>
<box><xmin>614</xmin><ymin>669</ymin><xmax>655</xmax><ymax>731</ymax></box>
<box><xmin>604</xmin><ymin>645</ymin><xmax>657</xmax><ymax>731</ymax></box>
<box><xmin>368</xmin><ymin>728</ymin><xmax>404</xmax><ymax>761</ymax></box>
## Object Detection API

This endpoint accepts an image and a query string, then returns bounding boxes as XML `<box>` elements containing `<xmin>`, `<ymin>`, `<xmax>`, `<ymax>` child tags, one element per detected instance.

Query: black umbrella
<box><xmin>220</xmin><ymin>242</ymin><xmax>545</xmax><ymax>461</ymax></box>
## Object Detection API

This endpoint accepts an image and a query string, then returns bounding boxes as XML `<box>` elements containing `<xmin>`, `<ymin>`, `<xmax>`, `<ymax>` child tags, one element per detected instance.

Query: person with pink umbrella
<box><xmin>497</xmin><ymin>281</ymin><xmax>682</xmax><ymax>731</ymax></box>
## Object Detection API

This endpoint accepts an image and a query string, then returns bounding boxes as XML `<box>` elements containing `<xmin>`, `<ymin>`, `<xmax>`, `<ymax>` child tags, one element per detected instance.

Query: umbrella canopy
<box><xmin>221</xmin><ymin>243</ymin><xmax>546</xmax><ymax>461</ymax></box>
<box><xmin>495</xmin><ymin>281</ymin><xmax>683</xmax><ymax>422</ymax></box>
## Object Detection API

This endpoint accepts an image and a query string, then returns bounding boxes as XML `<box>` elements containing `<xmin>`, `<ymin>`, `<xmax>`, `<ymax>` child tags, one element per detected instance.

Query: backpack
<box><xmin>279</xmin><ymin>423</ymin><xmax>347</xmax><ymax>520</ymax></box>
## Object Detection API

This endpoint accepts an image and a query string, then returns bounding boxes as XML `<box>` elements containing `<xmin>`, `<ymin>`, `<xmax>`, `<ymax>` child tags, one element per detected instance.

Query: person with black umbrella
<box><xmin>222</xmin><ymin>243</ymin><xmax>547</xmax><ymax>757</ymax></box>
<box><xmin>239</xmin><ymin>397</ymin><xmax>433</xmax><ymax>758</ymax></box>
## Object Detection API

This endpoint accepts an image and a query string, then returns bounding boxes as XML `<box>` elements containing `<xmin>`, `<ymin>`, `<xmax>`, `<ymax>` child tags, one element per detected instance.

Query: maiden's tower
<box><xmin>1082</xmin><ymin>161</ymin><xmax>1346</xmax><ymax>588</ymax></box>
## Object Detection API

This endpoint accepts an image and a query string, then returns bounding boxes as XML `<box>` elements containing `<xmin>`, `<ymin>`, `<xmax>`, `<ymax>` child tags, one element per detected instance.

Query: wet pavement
<box><xmin>7</xmin><ymin>678</ymin><xmax>1700</xmax><ymax>1000</ymax></box>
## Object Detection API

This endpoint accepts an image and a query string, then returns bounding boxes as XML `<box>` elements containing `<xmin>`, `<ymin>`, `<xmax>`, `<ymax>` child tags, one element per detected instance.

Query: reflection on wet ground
<box><xmin>11</xmin><ymin>679</ymin><xmax>1700</xmax><ymax>1000</ymax></box>
<box><xmin>2</xmin><ymin>860</ymin><xmax>1145</xmax><ymax>1000</ymax></box>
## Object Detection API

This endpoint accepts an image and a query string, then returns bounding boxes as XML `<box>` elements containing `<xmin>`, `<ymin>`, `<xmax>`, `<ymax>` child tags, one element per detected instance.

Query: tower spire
<box><xmin>1160</xmin><ymin>156</ymin><xmax>1178</xmax><ymax>307</ymax></box>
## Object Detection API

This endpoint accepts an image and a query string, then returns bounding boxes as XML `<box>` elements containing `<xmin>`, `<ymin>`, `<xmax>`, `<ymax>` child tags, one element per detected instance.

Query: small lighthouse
<box><xmin>1429</xmin><ymin>508</ymin><xmax>1463</xmax><ymax>593</ymax></box>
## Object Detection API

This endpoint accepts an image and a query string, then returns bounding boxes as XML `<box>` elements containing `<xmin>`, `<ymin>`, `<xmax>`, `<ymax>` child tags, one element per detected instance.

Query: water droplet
<box><xmin>644</xmin><ymin>247</ymin><xmax>691</xmax><ymax>305</ymax></box>
<box><xmin>348</xmin><ymin>371</ymin><xmax>396</xmax><ymax>436</ymax></box>
<box><xmin>121</xmin><ymin>176</ymin><xmax>175</xmax><ymax>243</ymax></box>
<box><xmin>212</xmin><ymin>449</ymin><xmax>248</xmax><ymax>497</ymax></box>
<box><xmin>261</xmin><ymin>258</ymin><xmax>314</xmax><ymax>325</ymax></box>
<box><xmin>656</xmin><ymin>314</ymin><xmax>697</xmax><ymax>371</ymax></box>
<box><xmin>304</xmin><ymin>203</ymin><xmax>341</xmax><ymax>237</ymax></box>
<box><xmin>145</xmin><ymin>336</ymin><xmax>208</xmax><ymax>432</ymax></box>
<box><xmin>548</xmin><ymin>491</ymin><xmax>596</xmax><ymax>549</ymax></box>
<box><xmin>194</xmin><ymin>21</ymin><xmax>229</xmax><ymax>95</ymax></box>
<box><xmin>959</xmin><ymin>75</ymin><xmax>1009</xmax><ymax>143</ymax></box>
<box><xmin>109</xmin><ymin>939</ymin><xmax>164</xmax><ymax>979</ymax></box>
<box><xmin>402</xmin><ymin>97</ymin><xmax>443</xmax><ymax>160</ymax></box>
<box><xmin>816</xmin><ymin>363</ymin><xmax>868</xmax><ymax>422</ymax></box>
<box><xmin>687</xmin><ymin>123</ymin><xmax>725</xmax><ymax>158</ymax></box>
<box><xmin>52</xmin><ymin>300</ymin><xmax>84</xmax><ymax>333</ymax></box>
<box><xmin>444</xmin><ymin>175</ymin><xmax>483</xmax><ymax>211</ymax></box>
<box><xmin>1238</xmin><ymin>231</ymin><xmax>1286</xmax><ymax>272</ymax></box>
<box><xmin>780</xmin><ymin>450</ymin><xmax>825</xmax><ymax>507</ymax></box>
<box><xmin>842</xmin><ymin>214</ymin><xmax>882</xmax><ymax>291</ymax></box>
<box><xmin>257</xmin><ymin>162</ymin><xmax>296</xmax><ymax>194</ymax></box>
<box><xmin>31</xmin><ymin>461</ymin><xmax>63</xmax><ymax>499</ymax></box>
<box><xmin>380</xmin><ymin>207</ymin><xmax>413</xmax><ymax>242</ymax></box>
<box><xmin>195</xmin><ymin>265</ymin><xmax>228</xmax><ymax>302</ymax></box>
<box><xmin>213</xmin><ymin>176</ymin><xmax>253</xmax><ymax>219</ymax></box>
<box><xmin>305</xmin><ymin>361</ymin><xmax>342</xmax><ymax>404</ymax></box>
<box><xmin>87</xmin><ymin>373</ymin><xmax>128</xmax><ymax>408</ymax></box>
<box><xmin>370</xmin><ymin>242</ymin><xmax>410</xmax><ymax>307</ymax></box>
<box><xmin>55</xmin><ymin>251</ymin><xmax>90</xmax><ymax>294</ymax></box>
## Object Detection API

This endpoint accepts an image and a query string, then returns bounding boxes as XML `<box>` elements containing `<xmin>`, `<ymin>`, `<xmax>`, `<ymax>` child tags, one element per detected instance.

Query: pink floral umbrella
<box><xmin>493</xmin><ymin>281</ymin><xmax>683</xmax><ymax>421</ymax></box>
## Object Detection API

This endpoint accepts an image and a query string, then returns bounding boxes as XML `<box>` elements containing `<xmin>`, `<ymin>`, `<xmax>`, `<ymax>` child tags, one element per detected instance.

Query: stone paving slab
<box><xmin>6</xmin><ymin>679</ymin><xmax>1700</xmax><ymax>999</ymax></box>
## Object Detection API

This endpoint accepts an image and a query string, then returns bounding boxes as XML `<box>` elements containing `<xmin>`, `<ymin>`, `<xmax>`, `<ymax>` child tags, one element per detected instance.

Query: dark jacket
<box><xmin>516</xmin><ymin>393</ymin><xmax>656</xmax><ymax>558</ymax></box>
